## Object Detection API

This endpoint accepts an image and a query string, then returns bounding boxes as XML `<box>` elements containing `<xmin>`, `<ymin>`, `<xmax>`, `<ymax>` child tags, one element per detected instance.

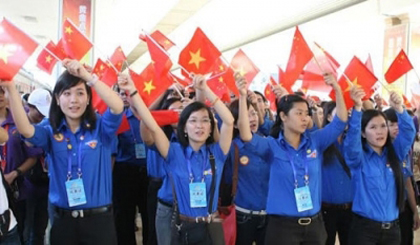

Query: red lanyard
<box><xmin>0</xmin><ymin>125</ymin><xmax>8</xmax><ymax>171</ymax></box>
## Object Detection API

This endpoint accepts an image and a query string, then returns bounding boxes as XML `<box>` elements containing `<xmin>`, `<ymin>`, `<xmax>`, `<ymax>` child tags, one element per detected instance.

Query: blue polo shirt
<box><xmin>321</xmin><ymin>141</ymin><xmax>353</xmax><ymax>204</ymax></box>
<box><xmin>344</xmin><ymin>109</ymin><xmax>415</xmax><ymax>222</ymax></box>
<box><xmin>115</xmin><ymin>108</ymin><xmax>146</xmax><ymax>165</ymax></box>
<box><xmin>164</xmin><ymin>142</ymin><xmax>227</xmax><ymax>217</ymax></box>
<box><xmin>225</xmin><ymin>137</ymin><xmax>270</xmax><ymax>211</ymax></box>
<box><xmin>25</xmin><ymin>108</ymin><xmax>122</xmax><ymax>209</ymax></box>
<box><xmin>258</xmin><ymin>115</ymin><xmax>274</xmax><ymax>136</ymax></box>
<box><xmin>243</xmin><ymin>115</ymin><xmax>347</xmax><ymax>217</ymax></box>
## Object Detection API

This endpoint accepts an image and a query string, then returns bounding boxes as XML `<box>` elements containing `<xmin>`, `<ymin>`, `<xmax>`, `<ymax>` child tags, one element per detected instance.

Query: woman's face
<box><xmin>316</xmin><ymin>106</ymin><xmax>324</xmax><ymax>123</ymax></box>
<box><xmin>363</xmin><ymin>115</ymin><xmax>388</xmax><ymax>149</ymax></box>
<box><xmin>184</xmin><ymin>109</ymin><xmax>212</xmax><ymax>145</ymax></box>
<box><xmin>248</xmin><ymin>106</ymin><xmax>259</xmax><ymax>133</ymax></box>
<box><xmin>281</xmin><ymin>102</ymin><xmax>310</xmax><ymax>134</ymax></box>
<box><xmin>57</xmin><ymin>82</ymin><xmax>89</xmax><ymax>121</ymax></box>
<box><xmin>169</xmin><ymin>101</ymin><xmax>182</xmax><ymax>128</ymax></box>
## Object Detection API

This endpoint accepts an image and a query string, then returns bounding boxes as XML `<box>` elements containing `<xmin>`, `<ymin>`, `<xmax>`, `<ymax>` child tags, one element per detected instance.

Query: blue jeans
<box><xmin>0</xmin><ymin>226</ymin><xmax>21</xmax><ymax>245</ymax></box>
<box><xmin>155</xmin><ymin>202</ymin><xmax>172</xmax><ymax>245</ymax></box>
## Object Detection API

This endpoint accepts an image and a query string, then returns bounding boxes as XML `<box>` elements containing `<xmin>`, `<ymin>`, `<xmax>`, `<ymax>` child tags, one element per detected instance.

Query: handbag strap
<box><xmin>231</xmin><ymin>143</ymin><xmax>239</xmax><ymax>201</ymax></box>
<box><xmin>331</xmin><ymin>145</ymin><xmax>351</xmax><ymax>179</ymax></box>
<box><xmin>208</xmin><ymin>153</ymin><xmax>216</xmax><ymax>214</ymax></box>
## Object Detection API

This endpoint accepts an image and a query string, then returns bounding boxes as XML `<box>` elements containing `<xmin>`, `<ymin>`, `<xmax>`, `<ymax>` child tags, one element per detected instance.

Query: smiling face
<box><xmin>363</xmin><ymin>115</ymin><xmax>389</xmax><ymax>150</ymax></box>
<box><xmin>281</xmin><ymin>102</ymin><xmax>310</xmax><ymax>134</ymax></box>
<box><xmin>248</xmin><ymin>105</ymin><xmax>259</xmax><ymax>133</ymax></box>
<box><xmin>387</xmin><ymin>120</ymin><xmax>399</xmax><ymax>140</ymax></box>
<box><xmin>56</xmin><ymin>82</ymin><xmax>89</xmax><ymax>122</ymax></box>
<box><xmin>184</xmin><ymin>108</ymin><xmax>212</xmax><ymax>145</ymax></box>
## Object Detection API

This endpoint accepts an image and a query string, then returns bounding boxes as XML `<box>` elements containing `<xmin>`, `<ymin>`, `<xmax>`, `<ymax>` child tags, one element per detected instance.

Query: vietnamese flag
<box><xmin>384</xmin><ymin>49</ymin><xmax>413</xmax><ymax>84</ymax></box>
<box><xmin>283</xmin><ymin>26</ymin><xmax>313</xmax><ymax>92</ymax></box>
<box><xmin>36</xmin><ymin>41</ymin><xmax>58</xmax><ymax>74</ymax></box>
<box><xmin>129</xmin><ymin>63</ymin><xmax>172</xmax><ymax>107</ymax></box>
<box><xmin>140</xmin><ymin>30</ymin><xmax>175</xmax><ymax>51</ymax></box>
<box><xmin>62</xmin><ymin>19</ymin><xmax>92</xmax><ymax>61</ymax></box>
<box><xmin>145</xmin><ymin>34</ymin><xmax>173</xmax><ymax>79</ymax></box>
<box><xmin>0</xmin><ymin>18</ymin><xmax>38</xmax><ymax>80</ymax></box>
<box><xmin>178</xmin><ymin>28</ymin><xmax>221</xmax><ymax>76</ymax></box>
<box><xmin>210</xmin><ymin>58</ymin><xmax>237</xmax><ymax>97</ymax></box>
<box><xmin>329</xmin><ymin>56</ymin><xmax>377</xmax><ymax>109</ymax></box>
<box><xmin>230</xmin><ymin>49</ymin><xmax>260</xmax><ymax>86</ymax></box>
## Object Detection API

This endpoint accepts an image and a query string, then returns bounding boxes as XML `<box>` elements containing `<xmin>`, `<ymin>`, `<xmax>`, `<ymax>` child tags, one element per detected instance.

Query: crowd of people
<box><xmin>0</xmin><ymin>58</ymin><xmax>420</xmax><ymax>245</ymax></box>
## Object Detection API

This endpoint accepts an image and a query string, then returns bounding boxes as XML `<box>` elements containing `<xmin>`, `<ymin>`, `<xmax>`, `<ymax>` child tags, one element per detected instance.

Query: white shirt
<box><xmin>0</xmin><ymin>173</ymin><xmax>17</xmax><ymax>231</ymax></box>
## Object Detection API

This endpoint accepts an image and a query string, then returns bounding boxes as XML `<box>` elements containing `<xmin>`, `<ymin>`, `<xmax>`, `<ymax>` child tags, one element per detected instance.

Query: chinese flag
<box><xmin>283</xmin><ymin>26</ymin><xmax>313</xmax><ymax>92</ymax></box>
<box><xmin>210</xmin><ymin>58</ymin><xmax>237</xmax><ymax>97</ymax></box>
<box><xmin>53</xmin><ymin>39</ymin><xmax>68</xmax><ymax>60</ymax></box>
<box><xmin>278</xmin><ymin>67</ymin><xmax>285</xmax><ymax>84</ymax></box>
<box><xmin>207</xmin><ymin>74</ymin><xmax>231</xmax><ymax>103</ymax></box>
<box><xmin>140</xmin><ymin>30</ymin><xmax>175</xmax><ymax>51</ymax></box>
<box><xmin>265</xmin><ymin>78</ymin><xmax>277</xmax><ymax>111</ymax></box>
<box><xmin>0</xmin><ymin>18</ymin><xmax>38</xmax><ymax>80</ymax></box>
<box><xmin>365</xmin><ymin>54</ymin><xmax>374</xmax><ymax>74</ymax></box>
<box><xmin>129</xmin><ymin>63</ymin><xmax>172</xmax><ymax>107</ymax></box>
<box><xmin>110</xmin><ymin>46</ymin><xmax>126</xmax><ymax>72</ymax></box>
<box><xmin>145</xmin><ymin>34</ymin><xmax>173</xmax><ymax>79</ymax></box>
<box><xmin>314</xmin><ymin>42</ymin><xmax>340</xmax><ymax>73</ymax></box>
<box><xmin>384</xmin><ymin>49</ymin><xmax>413</xmax><ymax>84</ymax></box>
<box><xmin>178</xmin><ymin>28</ymin><xmax>221</xmax><ymax>76</ymax></box>
<box><xmin>62</xmin><ymin>19</ymin><xmax>92</xmax><ymax>61</ymax></box>
<box><xmin>117</xmin><ymin>114</ymin><xmax>130</xmax><ymax>134</ymax></box>
<box><xmin>92</xmin><ymin>58</ymin><xmax>109</xmax><ymax>79</ymax></box>
<box><xmin>230</xmin><ymin>49</ymin><xmax>260</xmax><ymax>86</ymax></box>
<box><xmin>91</xmin><ymin>89</ymin><xmax>108</xmax><ymax>114</ymax></box>
<box><xmin>169</xmin><ymin>72</ymin><xmax>191</xmax><ymax>87</ymax></box>
<box><xmin>153</xmin><ymin>110</ymin><xmax>180</xmax><ymax>126</ymax></box>
<box><xmin>37</xmin><ymin>41</ymin><xmax>58</xmax><ymax>74</ymax></box>
<box><xmin>329</xmin><ymin>56</ymin><xmax>377</xmax><ymax>109</ymax></box>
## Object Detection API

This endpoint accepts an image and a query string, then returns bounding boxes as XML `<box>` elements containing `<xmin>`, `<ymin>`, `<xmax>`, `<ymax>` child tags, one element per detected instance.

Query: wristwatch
<box><xmin>86</xmin><ymin>74</ymin><xmax>99</xmax><ymax>87</ymax></box>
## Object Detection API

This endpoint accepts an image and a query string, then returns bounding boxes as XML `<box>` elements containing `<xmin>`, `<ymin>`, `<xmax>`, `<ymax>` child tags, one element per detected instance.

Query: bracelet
<box><xmin>15</xmin><ymin>168</ymin><xmax>23</xmax><ymax>176</ymax></box>
<box><xmin>86</xmin><ymin>74</ymin><xmax>98</xmax><ymax>87</ymax></box>
<box><xmin>130</xmin><ymin>90</ymin><xmax>138</xmax><ymax>98</ymax></box>
<box><xmin>211</xmin><ymin>97</ymin><xmax>220</xmax><ymax>106</ymax></box>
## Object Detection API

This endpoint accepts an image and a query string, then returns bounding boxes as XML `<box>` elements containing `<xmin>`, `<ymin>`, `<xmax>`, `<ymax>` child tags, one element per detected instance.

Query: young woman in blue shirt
<box><xmin>236</xmin><ymin>74</ymin><xmax>348</xmax><ymax>245</ymax></box>
<box><xmin>118</xmin><ymin>73</ymin><xmax>234</xmax><ymax>244</ymax></box>
<box><xmin>344</xmin><ymin>91</ymin><xmax>415</xmax><ymax>245</ymax></box>
<box><xmin>1</xmin><ymin>59</ymin><xmax>124</xmax><ymax>245</ymax></box>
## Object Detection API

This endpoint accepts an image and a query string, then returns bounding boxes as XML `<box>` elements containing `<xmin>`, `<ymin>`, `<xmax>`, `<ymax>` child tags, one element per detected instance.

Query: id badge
<box><xmin>135</xmin><ymin>143</ymin><xmax>146</xmax><ymax>159</ymax></box>
<box><xmin>294</xmin><ymin>186</ymin><xmax>313</xmax><ymax>212</ymax></box>
<box><xmin>189</xmin><ymin>182</ymin><xmax>207</xmax><ymax>208</ymax></box>
<box><xmin>65</xmin><ymin>179</ymin><xmax>87</xmax><ymax>207</ymax></box>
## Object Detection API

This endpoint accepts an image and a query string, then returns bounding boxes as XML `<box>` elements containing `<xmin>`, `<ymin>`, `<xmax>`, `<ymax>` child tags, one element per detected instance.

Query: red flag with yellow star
<box><xmin>329</xmin><ymin>56</ymin><xmax>377</xmax><ymax>109</ymax></box>
<box><xmin>36</xmin><ymin>41</ymin><xmax>58</xmax><ymax>74</ymax></box>
<box><xmin>62</xmin><ymin>19</ymin><xmax>92</xmax><ymax>61</ymax></box>
<box><xmin>92</xmin><ymin>59</ymin><xmax>109</xmax><ymax>79</ymax></box>
<box><xmin>178</xmin><ymin>28</ymin><xmax>221</xmax><ymax>76</ymax></box>
<box><xmin>384</xmin><ymin>49</ymin><xmax>413</xmax><ymax>84</ymax></box>
<box><xmin>230</xmin><ymin>49</ymin><xmax>260</xmax><ymax>87</ymax></box>
<box><xmin>53</xmin><ymin>39</ymin><xmax>68</xmax><ymax>60</ymax></box>
<box><xmin>129</xmin><ymin>64</ymin><xmax>172</xmax><ymax>107</ymax></box>
<box><xmin>140</xmin><ymin>30</ymin><xmax>175</xmax><ymax>51</ymax></box>
<box><xmin>169</xmin><ymin>72</ymin><xmax>191</xmax><ymax>87</ymax></box>
<box><xmin>265</xmin><ymin>78</ymin><xmax>277</xmax><ymax>111</ymax></box>
<box><xmin>207</xmin><ymin>72</ymin><xmax>231</xmax><ymax>103</ymax></box>
<box><xmin>145</xmin><ymin>34</ymin><xmax>173</xmax><ymax>80</ymax></box>
<box><xmin>210</xmin><ymin>58</ymin><xmax>237</xmax><ymax>97</ymax></box>
<box><xmin>0</xmin><ymin>18</ymin><xmax>38</xmax><ymax>80</ymax></box>
<box><xmin>283</xmin><ymin>26</ymin><xmax>313</xmax><ymax>92</ymax></box>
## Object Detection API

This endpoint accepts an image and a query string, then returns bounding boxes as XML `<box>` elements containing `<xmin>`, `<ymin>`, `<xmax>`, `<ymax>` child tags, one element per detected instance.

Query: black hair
<box><xmin>155</xmin><ymin>89</ymin><xmax>185</xmax><ymax>110</ymax></box>
<box><xmin>177</xmin><ymin>102</ymin><xmax>215</xmax><ymax>147</ymax></box>
<box><xmin>228</xmin><ymin>99</ymin><xmax>254</xmax><ymax>138</ymax></box>
<box><xmin>294</xmin><ymin>91</ymin><xmax>305</xmax><ymax>97</ymax></box>
<box><xmin>253</xmin><ymin>91</ymin><xmax>267</xmax><ymax>103</ymax></box>
<box><xmin>270</xmin><ymin>94</ymin><xmax>309</xmax><ymax>138</ymax></box>
<box><xmin>407</xmin><ymin>109</ymin><xmax>414</xmax><ymax>117</ymax></box>
<box><xmin>322</xmin><ymin>101</ymin><xmax>337</xmax><ymax>127</ymax></box>
<box><xmin>159</xmin><ymin>97</ymin><xmax>182</xmax><ymax>140</ymax></box>
<box><xmin>49</xmin><ymin>71</ymin><xmax>96</xmax><ymax>133</ymax></box>
<box><xmin>384</xmin><ymin>108</ymin><xmax>398</xmax><ymax>123</ymax></box>
<box><xmin>362</xmin><ymin>109</ymin><xmax>404</xmax><ymax>211</ymax></box>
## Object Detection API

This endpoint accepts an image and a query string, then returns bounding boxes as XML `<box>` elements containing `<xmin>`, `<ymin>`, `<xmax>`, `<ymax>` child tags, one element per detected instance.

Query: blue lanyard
<box><xmin>186</xmin><ymin>149</ymin><xmax>208</xmax><ymax>183</ymax></box>
<box><xmin>65</xmin><ymin>130</ymin><xmax>84</xmax><ymax>181</ymax></box>
<box><xmin>286</xmin><ymin>150</ymin><xmax>309</xmax><ymax>188</ymax></box>
<box><xmin>126</xmin><ymin>110</ymin><xmax>137</xmax><ymax>143</ymax></box>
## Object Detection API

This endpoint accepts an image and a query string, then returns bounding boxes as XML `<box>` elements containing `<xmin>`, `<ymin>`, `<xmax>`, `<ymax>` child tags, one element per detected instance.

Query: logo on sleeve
<box><xmin>85</xmin><ymin>140</ymin><xmax>98</xmax><ymax>149</ymax></box>
<box><xmin>53</xmin><ymin>133</ymin><xmax>64</xmax><ymax>142</ymax></box>
<box><xmin>306</xmin><ymin>149</ymin><xmax>317</xmax><ymax>159</ymax></box>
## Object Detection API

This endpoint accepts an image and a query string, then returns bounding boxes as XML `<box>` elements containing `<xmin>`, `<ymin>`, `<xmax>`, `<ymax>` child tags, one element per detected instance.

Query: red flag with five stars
<box><xmin>207</xmin><ymin>71</ymin><xmax>231</xmax><ymax>103</ymax></box>
<box><xmin>145</xmin><ymin>34</ymin><xmax>173</xmax><ymax>80</ymax></box>
<box><xmin>283</xmin><ymin>26</ymin><xmax>313</xmax><ymax>92</ymax></box>
<box><xmin>140</xmin><ymin>30</ymin><xmax>175</xmax><ymax>51</ymax></box>
<box><xmin>0</xmin><ymin>18</ymin><xmax>38</xmax><ymax>80</ymax></box>
<box><xmin>210</xmin><ymin>58</ymin><xmax>237</xmax><ymax>97</ymax></box>
<box><xmin>53</xmin><ymin>39</ymin><xmax>68</xmax><ymax>60</ymax></box>
<box><xmin>92</xmin><ymin>58</ymin><xmax>109</xmax><ymax>79</ymax></box>
<box><xmin>62</xmin><ymin>19</ymin><xmax>92</xmax><ymax>61</ymax></box>
<box><xmin>384</xmin><ymin>49</ymin><xmax>413</xmax><ymax>84</ymax></box>
<box><xmin>129</xmin><ymin>63</ymin><xmax>172</xmax><ymax>107</ymax></box>
<box><xmin>36</xmin><ymin>41</ymin><xmax>58</xmax><ymax>74</ymax></box>
<box><xmin>264</xmin><ymin>77</ymin><xmax>277</xmax><ymax>111</ymax></box>
<box><xmin>329</xmin><ymin>56</ymin><xmax>377</xmax><ymax>109</ymax></box>
<box><xmin>230</xmin><ymin>49</ymin><xmax>260</xmax><ymax>87</ymax></box>
<box><xmin>109</xmin><ymin>46</ymin><xmax>126</xmax><ymax>72</ymax></box>
<box><xmin>178</xmin><ymin>28</ymin><xmax>221</xmax><ymax>76</ymax></box>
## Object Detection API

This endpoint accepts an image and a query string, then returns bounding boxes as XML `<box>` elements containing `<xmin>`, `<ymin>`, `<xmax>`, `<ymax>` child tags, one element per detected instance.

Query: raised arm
<box><xmin>118</xmin><ymin>74</ymin><xmax>170</xmax><ymax>158</ymax></box>
<box><xmin>236</xmin><ymin>75</ymin><xmax>252</xmax><ymax>142</ymax></box>
<box><xmin>194</xmin><ymin>76</ymin><xmax>234</xmax><ymax>154</ymax></box>
<box><xmin>63</xmin><ymin>59</ymin><xmax>123</xmax><ymax>115</ymax></box>
<box><xmin>326</xmin><ymin>73</ymin><xmax>347</xmax><ymax>123</ymax></box>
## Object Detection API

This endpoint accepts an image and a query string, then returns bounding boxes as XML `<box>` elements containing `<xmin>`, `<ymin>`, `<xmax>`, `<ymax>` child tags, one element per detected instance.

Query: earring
<box><xmin>185</xmin><ymin>133</ymin><xmax>188</xmax><ymax>138</ymax></box>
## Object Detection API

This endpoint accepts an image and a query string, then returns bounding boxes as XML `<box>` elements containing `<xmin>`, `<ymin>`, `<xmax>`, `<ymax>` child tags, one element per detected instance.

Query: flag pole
<box><xmin>412</xmin><ymin>68</ymin><xmax>420</xmax><ymax>83</ymax></box>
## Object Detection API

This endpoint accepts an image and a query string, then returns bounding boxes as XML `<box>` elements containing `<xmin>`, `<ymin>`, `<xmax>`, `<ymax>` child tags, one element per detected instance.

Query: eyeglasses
<box><xmin>187</xmin><ymin>118</ymin><xmax>211</xmax><ymax>125</ymax></box>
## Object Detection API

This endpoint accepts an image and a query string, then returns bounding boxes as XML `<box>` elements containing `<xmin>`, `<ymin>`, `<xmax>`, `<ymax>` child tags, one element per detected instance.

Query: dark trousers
<box><xmin>322</xmin><ymin>206</ymin><xmax>352</xmax><ymax>245</ymax></box>
<box><xmin>113</xmin><ymin>164</ymin><xmax>149</xmax><ymax>245</ymax></box>
<box><xmin>24</xmin><ymin>193</ymin><xmax>48</xmax><ymax>245</ymax></box>
<box><xmin>265</xmin><ymin>214</ymin><xmax>327</xmax><ymax>245</ymax></box>
<box><xmin>15</xmin><ymin>200</ymin><xmax>26</xmax><ymax>245</ymax></box>
<box><xmin>146</xmin><ymin>178</ymin><xmax>162</xmax><ymax>245</ymax></box>
<box><xmin>50</xmin><ymin>210</ymin><xmax>117</xmax><ymax>245</ymax></box>
<box><xmin>236</xmin><ymin>210</ymin><xmax>267</xmax><ymax>245</ymax></box>
<box><xmin>348</xmin><ymin>214</ymin><xmax>400</xmax><ymax>245</ymax></box>
<box><xmin>0</xmin><ymin>226</ymin><xmax>21</xmax><ymax>245</ymax></box>
<box><xmin>399</xmin><ymin>201</ymin><xmax>414</xmax><ymax>245</ymax></box>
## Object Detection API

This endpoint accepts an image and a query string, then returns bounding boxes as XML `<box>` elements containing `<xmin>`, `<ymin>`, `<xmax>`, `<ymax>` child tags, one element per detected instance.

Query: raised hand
<box><xmin>272</xmin><ymin>84</ymin><xmax>288</xmax><ymax>99</ymax></box>
<box><xmin>350</xmin><ymin>87</ymin><xmax>366</xmax><ymax>110</ymax></box>
<box><xmin>117</xmin><ymin>73</ymin><xmax>136</xmax><ymax>93</ymax></box>
<box><xmin>389</xmin><ymin>91</ymin><xmax>403</xmax><ymax>113</ymax></box>
<box><xmin>192</xmin><ymin>74</ymin><xmax>207</xmax><ymax>91</ymax></box>
<box><xmin>235</xmin><ymin>72</ymin><xmax>247</xmax><ymax>96</ymax></box>
<box><xmin>323</xmin><ymin>73</ymin><xmax>338</xmax><ymax>88</ymax></box>
<box><xmin>62</xmin><ymin>59</ymin><xmax>93</xmax><ymax>82</ymax></box>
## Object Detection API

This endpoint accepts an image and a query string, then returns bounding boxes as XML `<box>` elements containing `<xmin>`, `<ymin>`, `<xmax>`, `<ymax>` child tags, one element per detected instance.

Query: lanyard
<box><xmin>186</xmin><ymin>149</ymin><xmax>208</xmax><ymax>183</ymax></box>
<box><xmin>286</xmin><ymin>150</ymin><xmax>309</xmax><ymax>188</ymax></box>
<box><xmin>126</xmin><ymin>111</ymin><xmax>137</xmax><ymax>143</ymax></box>
<box><xmin>65</xmin><ymin>131</ymin><xmax>84</xmax><ymax>181</ymax></box>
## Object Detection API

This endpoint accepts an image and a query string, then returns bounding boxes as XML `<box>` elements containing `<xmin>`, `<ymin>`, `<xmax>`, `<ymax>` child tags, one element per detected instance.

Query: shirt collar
<box><xmin>125</xmin><ymin>108</ymin><xmax>134</xmax><ymax>118</ymax></box>
<box><xmin>185</xmin><ymin>144</ymin><xmax>207</xmax><ymax>160</ymax></box>
<box><xmin>364</xmin><ymin>142</ymin><xmax>388</xmax><ymax>158</ymax></box>
<box><xmin>277</xmin><ymin>130</ymin><xmax>310</xmax><ymax>151</ymax></box>
<box><xmin>170</xmin><ymin>132</ymin><xmax>178</xmax><ymax>142</ymax></box>
<box><xmin>57</xmin><ymin>118</ymin><xmax>92</xmax><ymax>134</ymax></box>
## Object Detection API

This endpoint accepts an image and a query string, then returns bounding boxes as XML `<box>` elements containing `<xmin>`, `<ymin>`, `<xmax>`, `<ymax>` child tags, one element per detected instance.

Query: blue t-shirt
<box><xmin>25</xmin><ymin>108</ymin><xmax>123</xmax><ymax>209</ymax></box>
